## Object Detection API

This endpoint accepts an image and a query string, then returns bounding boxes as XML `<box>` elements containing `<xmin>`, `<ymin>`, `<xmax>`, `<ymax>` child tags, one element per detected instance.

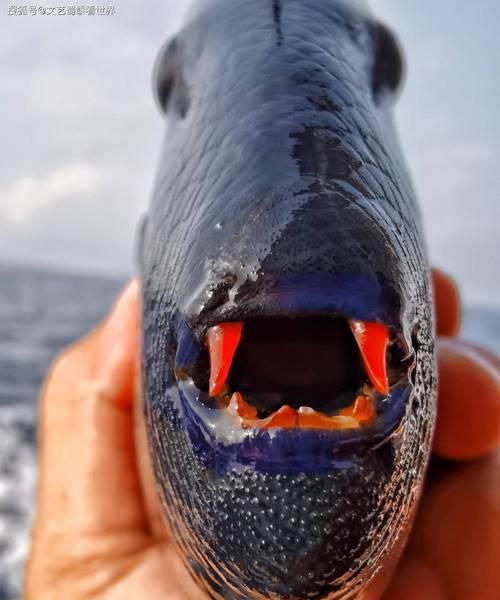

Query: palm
<box><xmin>26</xmin><ymin>272</ymin><xmax>500</xmax><ymax>600</ymax></box>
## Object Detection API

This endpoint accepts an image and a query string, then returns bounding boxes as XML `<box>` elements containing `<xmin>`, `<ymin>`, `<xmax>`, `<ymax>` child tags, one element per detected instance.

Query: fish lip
<box><xmin>188</xmin><ymin>271</ymin><xmax>405</xmax><ymax>336</ymax></box>
<box><xmin>172</xmin><ymin>272</ymin><xmax>413</xmax><ymax>459</ymax></box>
<box><xmin>173</xmin><ymin>311</ymin><xmax>414</xmax><ymax>463</ymax></box>
<box><xmin>173</xmin><ymin>380</ymin><xmax>411</xmax><ymax>474</ymax></box>
<box><xmin>176</xmin><ymin>376</ymin><xmax>411</xmax><ymax>438</ymax></box>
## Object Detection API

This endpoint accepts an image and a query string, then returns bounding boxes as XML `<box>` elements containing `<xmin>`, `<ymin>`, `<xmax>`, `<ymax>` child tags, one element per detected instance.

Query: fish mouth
<box><xmin>175</xmin><ymin>315</ymin><xmax>413</xmax><ymax>437</ymax></box>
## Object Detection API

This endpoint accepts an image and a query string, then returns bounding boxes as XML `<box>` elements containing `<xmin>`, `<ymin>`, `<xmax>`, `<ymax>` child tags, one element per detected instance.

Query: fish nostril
<box><xmin>371</xmin><ymin>23</ymin><xmax>404</xmax><ymax>99</ymax></box>
<box><xmin>154</xmin><ymin>37</ymin><xmax>191</xmax><ymax>118</ymax></box>
<box><xmin>154</xmin><ymin>38</ymin><xmax>176</xmax><ymax>112</ymax></box>
<box><xmin>169</xmin><ymin>72</ymin><xmax>190</xmax><ymax>119</ymax></box>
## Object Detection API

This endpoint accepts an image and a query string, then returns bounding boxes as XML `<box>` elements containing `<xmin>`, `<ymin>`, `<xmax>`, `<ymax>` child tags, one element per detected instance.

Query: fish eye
<box><xmin>153</xmin><ymin>37</ymin><xmax>190</xmax><ymax>118</ymax></box>
<box><xmin>371</xmin><ymin>23</ymin><xmax>404</xmax><ymax>98</ymax></box>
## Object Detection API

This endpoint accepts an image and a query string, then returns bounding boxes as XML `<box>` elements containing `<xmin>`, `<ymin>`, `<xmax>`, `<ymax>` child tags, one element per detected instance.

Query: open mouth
<box><xmin>176</xmin><ymin>316</ymin><xmax>412</xmax><ymax>432</ymax></box>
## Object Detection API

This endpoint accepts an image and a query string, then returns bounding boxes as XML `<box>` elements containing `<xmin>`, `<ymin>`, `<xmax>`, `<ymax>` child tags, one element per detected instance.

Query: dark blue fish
<box><xmin>139</xmin><ymin>0</ymin><xmax>437</xmax><ymax>597</ymax></box>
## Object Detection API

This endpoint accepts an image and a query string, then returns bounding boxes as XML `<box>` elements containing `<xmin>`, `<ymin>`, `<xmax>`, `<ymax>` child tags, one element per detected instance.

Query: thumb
<box><xmin>28</xmin><ymin>281</ymin><xmax>149</xmax><ymax>584</ymax></box>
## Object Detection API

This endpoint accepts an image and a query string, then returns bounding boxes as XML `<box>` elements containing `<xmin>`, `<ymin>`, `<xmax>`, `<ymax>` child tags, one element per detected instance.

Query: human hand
<box><xmin>25</xmin><ymin>272</ymin><xmax>500</xmax><ymax>599</ymax></box>
<box><xmin>382</xmin><ymin>270</ymin><xmax>500</xmax><ymax>600</ymax></box>
<box><xmin>25</xmin><ymin>281</ymin><xmax>205</xmax><ymax>600</ymax></box>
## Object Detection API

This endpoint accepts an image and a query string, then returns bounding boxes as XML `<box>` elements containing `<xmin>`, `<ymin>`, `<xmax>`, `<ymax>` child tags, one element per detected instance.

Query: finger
<box><xmin>410</xmin><ymin>452</ymin><xmax>500</xmax><ymax>600</ymax></box>
<box><xmin>432</xmin><ymin>268</ymin><xmax>461</xmax><ymax>337</ymax></box>
<box><xmin>31</xmin><ymin>281</ymin><xmax>148</xmax><ymax>562</ymax></box>
<box><xmin>433</xmin><ymin>338</ymin><xmax>500</xmax><ymax>460</ymax></box>
<box><xmin>383</xmin><ymin>558</ymin><xmax>445</xmax><ymax>600</ymax></box>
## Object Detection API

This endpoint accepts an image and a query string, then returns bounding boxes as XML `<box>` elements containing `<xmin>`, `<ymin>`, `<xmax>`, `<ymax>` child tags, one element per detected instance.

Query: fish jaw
<box><xmin>145</xmin><ymin>338</ymin><xmax>433</xmax><ymax>599</ymax></box>
<box><xmin>142</xmin><ymin>273</ymin><xmax>434</xmax><ymax>598</ymax></box>
<box><xmin>173</xmin><ymin>273</ymin><xmax>414</xmax><ymax>456</ymax></box>
<box><xmin>148</xmin><ymin>401</ymin><xmax>402</xmax><ymax>598</ymax></box>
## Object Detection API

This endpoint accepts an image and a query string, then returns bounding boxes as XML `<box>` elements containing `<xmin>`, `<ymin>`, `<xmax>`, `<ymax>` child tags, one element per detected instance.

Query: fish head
<box><xmin>141</xmin><ymin>0</ymin><xmax>437</xmax><ymax>597</ymax></box>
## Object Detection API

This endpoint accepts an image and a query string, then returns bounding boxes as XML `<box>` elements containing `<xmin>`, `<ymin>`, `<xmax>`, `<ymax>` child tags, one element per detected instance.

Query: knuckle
<box><xmin>48</xmin><ymin>346</ymin><xmax>78</xmax><ymax>380</ymax></box>
<box><xmin>42</xmin><ymin>330</ymin><xmax>99</xmax><ymax>393</ymax></box>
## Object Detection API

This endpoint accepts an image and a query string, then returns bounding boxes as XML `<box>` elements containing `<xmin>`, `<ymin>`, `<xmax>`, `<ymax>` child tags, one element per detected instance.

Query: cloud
<box><xmin>409</xmin><ymin>141</ymin><xmax>500</xmax><ymax>305</ymax></box>
<box><xmin>0</xmin><ymin>164</ymin><xmax>103</xmax><ymax>226</ymax></box>
<box><xmin>414</xmin><ymin>142</ymin><xmax>494</xmax><ymax>210</ymax></box>
<box><xmin>0</xmin><ymin>174</ymin><xmax>143</xmax><ymax>275</ymax></box>
<box><xmin>369</xmin><ymin>0</ymin><xmax>400</xmax><ymax>23</ymax></box>
<box><xmin>0</xmin><ymin>1</ymin><xmax>183</xmax><ymax>273</ymax></box>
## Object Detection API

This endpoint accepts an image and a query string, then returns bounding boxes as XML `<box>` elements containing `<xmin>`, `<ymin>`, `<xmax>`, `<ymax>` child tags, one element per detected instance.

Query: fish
<box><xmin>139</xmin><ymin>0</ymin><xmax>437</xmax><ymax>598</ymax></box>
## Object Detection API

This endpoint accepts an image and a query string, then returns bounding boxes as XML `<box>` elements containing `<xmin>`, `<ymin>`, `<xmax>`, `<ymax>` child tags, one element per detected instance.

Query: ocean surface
<box><xmin>0</xmin><ymin>264</ymin><xmax>123</xmax><ymax>599</ymax></box>
<box><xmin>0</xmin><ymin>264</ymin><xmax>498</xmax><ymax>598</ymax></box>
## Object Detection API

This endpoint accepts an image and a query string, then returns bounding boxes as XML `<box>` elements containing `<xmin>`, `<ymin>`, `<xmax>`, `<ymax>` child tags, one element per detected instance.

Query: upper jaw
<box><xmin>188</xmin><ymin>271</ymin><xmax>406</xmax><ymax>334</ymax></box>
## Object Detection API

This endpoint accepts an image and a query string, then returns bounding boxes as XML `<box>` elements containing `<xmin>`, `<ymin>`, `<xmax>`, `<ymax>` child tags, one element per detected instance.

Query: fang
<box><xmin>349</xmin><ymin>320</ymin><xmax>390</xmax><ymax>396</ymax></box>
<box><xmin>206</xmin><ymin>322</ymin><xmax>243</xmax><ymax>396</ymax></box>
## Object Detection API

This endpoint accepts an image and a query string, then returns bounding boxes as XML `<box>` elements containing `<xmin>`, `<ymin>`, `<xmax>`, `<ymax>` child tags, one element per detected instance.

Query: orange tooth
<box><xmin>340</xmin><ymin>395</ymin><xmax>375</xmax><ymax>424</ymax></box>
<box><xmin>349</xmin><ymin>320</ymin><xmax>390</xmax><ymax>396</ymax></box>
<box><xmin>297</xmin><ymin>407</ymin><xmax>360</xmax><ymax>430</ymax></box>
<box><xmin>206</xmin><ymin>322</ymin><xmax>243</xmax><ymax>397</ymax></box>
<box><xmin>231</xmin><ymin>392</ymin><xmax>258</xmax><ymax>420</ymax></box>
<box><xmin>262</xmin><ymin>405</ymin><xmax>297</xmax><ymax>429</ymax></box>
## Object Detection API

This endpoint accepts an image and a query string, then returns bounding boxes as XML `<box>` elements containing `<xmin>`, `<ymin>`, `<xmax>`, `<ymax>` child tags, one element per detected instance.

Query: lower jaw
<box><xmin>174</xmin><ymin>382</ymin><xmax>411</xmax><ymax>476</ymax></box>
<box><xmin>148</xmin><ymin>404</ymin><xmax>414</xmax><ymax>600</ymax></box>
<box><xmin>221</xmin><ymin>388</ymin><xmax>377</xmax><ymax>431</ymax></box>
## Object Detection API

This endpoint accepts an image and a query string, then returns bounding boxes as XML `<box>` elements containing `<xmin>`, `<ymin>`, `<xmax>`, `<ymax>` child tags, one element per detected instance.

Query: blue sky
<box><xmin>1</xmin><ymin>1</ymin><xmax>499</xmax><ymax>306</ymax></box>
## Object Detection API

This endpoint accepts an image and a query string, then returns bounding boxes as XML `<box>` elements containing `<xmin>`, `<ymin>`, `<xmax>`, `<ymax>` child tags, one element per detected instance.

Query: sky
<box><xmin>1</xmin><ymin>1</ymin><xmax>499</xmax><ymax>307</ymax></box>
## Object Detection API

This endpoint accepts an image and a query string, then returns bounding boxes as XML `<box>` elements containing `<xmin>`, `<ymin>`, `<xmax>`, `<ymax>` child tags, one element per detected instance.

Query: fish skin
<box><xmin>140</xmin><ymin>0</ymin><xmax>437</xmax><ymax>597</ymax></box>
